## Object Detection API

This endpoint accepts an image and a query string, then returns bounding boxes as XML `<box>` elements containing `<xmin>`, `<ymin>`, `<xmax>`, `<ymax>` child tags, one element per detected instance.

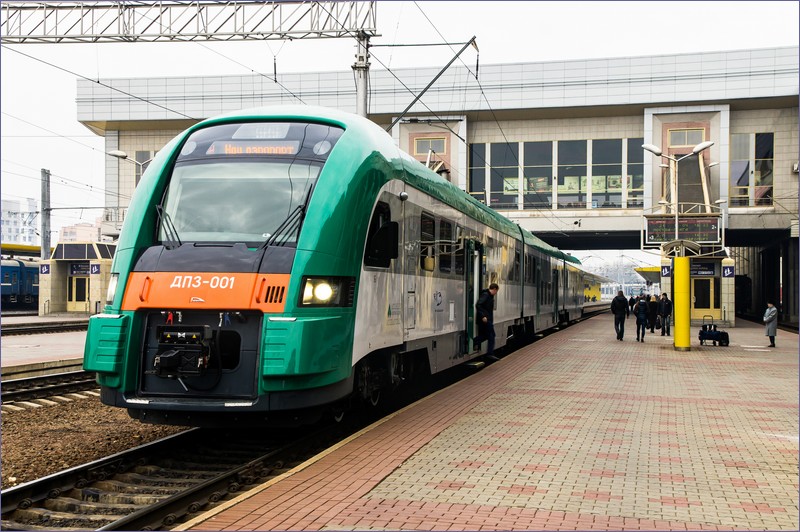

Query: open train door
<box><xmin>465</xmin><ymin>240</ymin><xmax>483</xmax><ymax>353</ymax></box>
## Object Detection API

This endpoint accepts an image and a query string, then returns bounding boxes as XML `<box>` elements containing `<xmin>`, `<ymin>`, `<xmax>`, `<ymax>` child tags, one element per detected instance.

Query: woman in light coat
<box><xmin>763</xmin><ymin>299</ymin><xmax>778</xmax><ymax>347</ymax></box>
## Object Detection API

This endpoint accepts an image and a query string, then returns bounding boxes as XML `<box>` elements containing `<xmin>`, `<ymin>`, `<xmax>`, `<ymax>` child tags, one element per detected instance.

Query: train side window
<box><xmin>514</xmin><ymin>250</ymin><xmax>521</xmax><ymax>282</ymax></box>
<box><xmin>439</xmin><ymin>219</ymin><xmax>453</xmax><ymax>273</ymax></box>
<box><xmin>454</xmin><ymin>225</ymin><xmax>465</xmax><ymax>275</ymax></box>
<box><xmin>364</xmin><ymin>201</ymin><xmax>398</xmax><ymax>268</ymax></box>
<box><xmin>420</xmin><ymin>213</ymin><xmax>435</xmax><ymax>271</ymax></box>
<box><xmin>526</xmin><ymin>254</ymin><xmax>533</xmax><ymax>284</ymax></box>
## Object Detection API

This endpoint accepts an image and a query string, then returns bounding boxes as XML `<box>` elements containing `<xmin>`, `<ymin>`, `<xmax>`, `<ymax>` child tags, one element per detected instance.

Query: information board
<box><xmin>645</xmin><ymin>215</ymin><xmax>720</xmax><ymax>244</ymax></box>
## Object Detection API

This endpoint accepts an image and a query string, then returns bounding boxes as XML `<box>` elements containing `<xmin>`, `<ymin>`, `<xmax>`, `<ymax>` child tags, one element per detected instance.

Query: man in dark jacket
<box><xmin>474</xmin><ymin>283</ymin><xmax>500</xmax><ymax>361</ymax></box>
<box><xmin>658</xmin><ymin>293</ymin><xmax>673</xmax><ymax>336</ymax></box>
<box><xmin>628</xmin><ymin>295</ymin><xmax>637</xmax><ymax>313</ymax></box>
<box><xmin>611</xmin><ymin>290</ymin><xmax>630</xmax><ymax>341</ymax></box>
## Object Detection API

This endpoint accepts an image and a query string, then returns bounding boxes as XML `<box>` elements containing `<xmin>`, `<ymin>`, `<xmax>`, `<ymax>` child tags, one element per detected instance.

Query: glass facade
<box><xmin>468</xmin><ymin>137</ymin><xmax>644</xmax><ymax>210</ymax></box>
<box><xmin>592</xmin><ymin>139</ymin><xmax>622</xmax><ymax>208</ymax></box>
<box><xmin>523</xmin><ymin>141</ymin><xmax>552</xmax><ymax>209</ymax></box>
<box><xmin>557</xmin><ymin>141</ymin><xmax>587</xmax><ymax>208</ymax></box>
<box><xmin>729</xmin><ymin>132</ymin><xmax>774</xmax><ymax>206</ymax></box>
<box><xmin>489</xmin><ymin>143</ymin><xmax>519</xmax><ymax>209</ymax></box>
<box><xmin>468</xmin><ymin>143</ymin><xmax>486</xmax><ymax>203</ymax></box>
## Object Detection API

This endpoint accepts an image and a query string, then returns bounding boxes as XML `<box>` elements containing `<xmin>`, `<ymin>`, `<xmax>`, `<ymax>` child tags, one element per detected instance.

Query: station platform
<box><xmin>0</xmin><ymin>315</ymin><xmax>88</xmax><ymax>378</ymax></box>
<box><xmin>178</xmin><ymin>316</ymin><xmax>798</xmax><ymax>531</ymax></box>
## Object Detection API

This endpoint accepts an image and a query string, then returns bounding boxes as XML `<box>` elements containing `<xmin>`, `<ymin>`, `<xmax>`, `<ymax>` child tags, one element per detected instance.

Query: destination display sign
<box><xmin>206</xmin><ymin>140</ymin><xmax>300</xmax><ymax>156</ymax></box>
<box><xmin>646</xmin><ymin>215</ymin><xmax>720</xmax><ymax>244</ymax></box>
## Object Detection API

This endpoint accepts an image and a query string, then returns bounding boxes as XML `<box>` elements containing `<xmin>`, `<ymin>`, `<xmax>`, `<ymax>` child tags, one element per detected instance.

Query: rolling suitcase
<box><xmin>699</xmin><ymin>315</ymin><xmax>729</xmax><ymax>346</ymax></box>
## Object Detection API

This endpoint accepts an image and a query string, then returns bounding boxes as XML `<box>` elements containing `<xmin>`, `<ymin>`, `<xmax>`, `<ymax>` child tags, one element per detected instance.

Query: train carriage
<box><xmin>83</xmin><ymin>106</ymin><xmax>583</xmax><ymax>426</ymax></box>
<box><xmin>1</xmin><ymin>258</ymin><xmax>39</xmax><ymax>308</ymax></box>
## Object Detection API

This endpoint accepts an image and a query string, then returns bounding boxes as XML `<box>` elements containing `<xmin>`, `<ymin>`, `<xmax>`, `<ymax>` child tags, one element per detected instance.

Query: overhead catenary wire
<box><xmin>315</xmin><ymin>2</ymin><xmax>467</xmax><ymax>143</ymax></box>
<box><xmin>2</xmin><ymin>45</ymin><xmax>197</xmax><ymax>120</ymax></box>
<box><xmin>412</xmin><ymin>1</ymin><xmax>593</xmax><ymax>237</ymax></box>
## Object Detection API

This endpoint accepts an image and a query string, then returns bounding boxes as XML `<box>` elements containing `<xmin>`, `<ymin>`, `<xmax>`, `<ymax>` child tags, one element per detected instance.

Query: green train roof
<box><xmin>183</xmin><ymin>105</ymin><xmax>580</xmax><ymax>265</ymax></box>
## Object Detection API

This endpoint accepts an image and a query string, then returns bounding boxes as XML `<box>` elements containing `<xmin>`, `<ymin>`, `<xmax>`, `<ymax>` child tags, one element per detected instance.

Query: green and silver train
<box><xmin>84</xmin><ymin>105</ymin><xmax>588</xmax><ymax>426</ymax></box>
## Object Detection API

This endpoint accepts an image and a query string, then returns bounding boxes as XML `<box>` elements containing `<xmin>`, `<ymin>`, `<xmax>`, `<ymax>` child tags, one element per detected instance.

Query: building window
<box><xmin>592</xmin><ymin>139</ymin><xmax>622</xmax><ymax>208</ymax></box>
<box><xmin>135</xmin><ymin>150</ymin><xmax>152</xmax><ymax>186</ymax></box>
<box><xmin>557</xmin><ymin>140</ymin><xmax>587</xmax><ymax>208</ymax></box>
<box><xmin>468</xmin><ymin>143</ymin><xmax>486</xmax><ymax>203</ymax></box>
<box><xmin>627</xmin><ymin>138</ymin><xmax>644</xmax><ymax>208</ymax></box>
<box><xmin>669</xmin><ymin>129</ymin><xmax>704</xmax><ymax>147</ymax></box>
<box><xmin>414</xmin><ymin>137</ymin><xmax>446</xmax><ymax>156</ymax></box>
<box><xmin>730</xmin><ymin>133</ymin><xmax>774</xmax><ymax>207</ymax></box>
<box><xmin>489</xmin><ymin>143</ymin><xmax>519</xmax><ymax>209</ymax></box>
<box><xmin>523</xmin><ymin>142</ymin><xmax>552</xmax><ymax>209</ymax></box>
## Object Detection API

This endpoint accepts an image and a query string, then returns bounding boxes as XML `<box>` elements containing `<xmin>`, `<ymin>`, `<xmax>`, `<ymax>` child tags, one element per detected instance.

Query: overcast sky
<box><xmin>2</xmin><ymin>0</ymin><xmax>798</xmax><ymax>265</ymax></box>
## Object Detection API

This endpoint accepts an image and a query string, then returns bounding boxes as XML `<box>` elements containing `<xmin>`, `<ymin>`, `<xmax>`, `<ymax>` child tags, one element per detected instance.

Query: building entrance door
<box><xmin>67</xmin><ymin>276</ymin><xmax>89</xmax><ymax>312</ymax></box>
<box><xmin>691</xmin><ymin>277</ymin><xmax>721</xmax><ymax>321</ymax></box>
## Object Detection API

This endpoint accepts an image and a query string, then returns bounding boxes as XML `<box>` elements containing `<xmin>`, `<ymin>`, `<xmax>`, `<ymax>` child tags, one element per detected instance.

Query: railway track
<box><xmin>0</xmin><ymin>410</ymin><xmax>383</xmax><ymax>531</ymax></box>
<box><xmin>1</xmin><ymin>371</ymin><xmax>98</xmax><ymax>404</ymax></box>
<box><xmin>1</xmin><ymin>321</ymin><xmax>89</xmax><ymax>336</ymax></box>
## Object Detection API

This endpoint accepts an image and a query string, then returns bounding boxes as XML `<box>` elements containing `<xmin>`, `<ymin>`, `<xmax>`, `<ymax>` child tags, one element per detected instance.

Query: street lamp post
<box><xmin>642</xmin><ymin>140</ymin><xmax>713</xmax><ymax>352</ymax></box>
<box><xmin>108</xmin><ymin>150</ymin><xmax>148</xmax><ymax>173</ymax></box>
<box><xmin>642</xmin><ymin>141</ymin><xmax>714</xmax><ymax>241</ymax></box>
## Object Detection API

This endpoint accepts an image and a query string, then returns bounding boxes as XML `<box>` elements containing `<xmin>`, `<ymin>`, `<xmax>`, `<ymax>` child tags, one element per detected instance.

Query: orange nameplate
<box><xmin>121</xmin><ymin>272</ymin><xmax>291</xmax><ymax>312</ymax></box>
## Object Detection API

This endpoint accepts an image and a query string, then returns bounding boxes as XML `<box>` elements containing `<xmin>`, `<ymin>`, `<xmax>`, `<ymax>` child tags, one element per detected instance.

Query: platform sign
<box><xmin>690</xmin><ymin>261</ymin><xmax>715</xmax><ymax>276</ymax></box>
<box><xmin>70</xmin><ymin>263</ymin><xmax>91</xmax><ymax>276</ymax></box>
<box><xmin>39</xmin><ymin>264</ymin><xmax>50</xmax><ymax>275</ymax></box>
<box><xmin>722</xmin><ymin>265</ymin><xmax>735</xmax><ymax>278</ymax></box>
<box><xmin>661</xmin><ymin>265</ymin><xmax>671</xmax><ymax>277</ymax></box>
<box><xmin>646</xmin><ymin>215</ymin><xmax>720</xmax><ymax>244</ymax></box>
<box><xmin>90</xmin><ymin>264</ymin><xmax>101</xmax><ymax>275</ymax></box>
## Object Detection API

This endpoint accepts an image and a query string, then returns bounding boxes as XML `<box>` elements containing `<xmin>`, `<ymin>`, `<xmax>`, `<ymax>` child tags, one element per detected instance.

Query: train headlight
<box><xmin>299</xmin><ymin>277</ymin><xmax>355</xmax><ymax>307</ymax></box>
<box><xmin>313</xmin><ymin>282</ymin><xmax>333</xmax><ymax>302</ymax></box>
<box><xmin>106</xmin><ymin>273</ymin><xmax>119</xmax><ymax>305</ymax></box>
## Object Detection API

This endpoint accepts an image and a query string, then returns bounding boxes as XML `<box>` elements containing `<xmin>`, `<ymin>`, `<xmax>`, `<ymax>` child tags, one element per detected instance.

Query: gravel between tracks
<box><xmin>1</xmin><ymin>396</ymin><xmax>187</xmax><ymax>490</ymax></box>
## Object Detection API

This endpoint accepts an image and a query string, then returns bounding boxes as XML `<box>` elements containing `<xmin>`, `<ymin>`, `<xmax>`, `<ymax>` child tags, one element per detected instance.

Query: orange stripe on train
<box><xmin>120</xmin><ymin>272</ymin><xmax>290</xmax><ymax>312</ymax></box>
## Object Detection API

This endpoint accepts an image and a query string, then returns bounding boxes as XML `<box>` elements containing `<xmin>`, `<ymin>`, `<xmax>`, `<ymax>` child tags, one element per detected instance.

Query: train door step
<box><xmin>465</xmin><ymin>361</ymin><xmax>486</xmax><ymax>370</ymax></box>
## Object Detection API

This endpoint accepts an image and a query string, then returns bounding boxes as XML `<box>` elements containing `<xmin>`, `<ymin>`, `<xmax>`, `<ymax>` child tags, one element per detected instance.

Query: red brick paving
<box><xmin>180</xmin><ymin>316</ymin><xmax>798</xmax><ymax>531</ymax></box>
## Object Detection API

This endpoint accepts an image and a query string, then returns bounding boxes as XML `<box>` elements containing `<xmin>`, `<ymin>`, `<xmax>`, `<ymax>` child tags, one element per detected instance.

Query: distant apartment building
<box><xmin>1</xmin><ymin>198</ymin><xmax>39</xmax><ymax>246</ymax></box>
<box><xmin>58</xmin><ymin>219</ymin><xmax>103</xmax><ymax>243</ymax></box>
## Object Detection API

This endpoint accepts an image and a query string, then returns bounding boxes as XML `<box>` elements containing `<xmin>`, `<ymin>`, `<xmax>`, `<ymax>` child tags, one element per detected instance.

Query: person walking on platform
<box><xmin>763</xmin><ymin>299</ymin><xmax>778</xmax><ymax>347</ymax></box>
<box><xmin>474</xmin><ymin>283</ymin><xmax>500</xmax><ymax>361</ymax></box>
<box><xmin>647</xmin><ymin>295</ymin><xmax>659</xmax><ymax>334</ymax></box>
<box><xmin>611</xmin><ymin>290</ymin><xmax>630</xmax><ymax>341</ymax></box>
<box><xmin>635</xmin><ymin>295</ymin><xmax>649</xmax><ymax>342</ymax></box>
<box><xmin>658</xmin><ymin>293</ymin><xmax>673</xmax><ymax>336</ymax></box>
<box><xmin>628</xmin><ymin>295</ymin><xmax>637</xmax><ymax>313</ymax></box>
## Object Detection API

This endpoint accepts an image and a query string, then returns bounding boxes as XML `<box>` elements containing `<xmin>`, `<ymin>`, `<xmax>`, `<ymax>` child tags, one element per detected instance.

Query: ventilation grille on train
<box><xmin>264</xmin><ymin>285</ymin><xmax>285</xmax><ymax>304</ymax></box>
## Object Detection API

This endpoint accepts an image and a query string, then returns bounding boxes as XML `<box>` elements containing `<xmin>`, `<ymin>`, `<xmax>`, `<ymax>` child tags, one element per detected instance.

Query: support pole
<box><xmin>40</xmin><ymin>168</ymin><xmax>51</xmax><ymax>260</ymax></box>
<box><xmin>673</xmin><ymin>256</ymin><xmax>691</xmax><ymax>351</ymax></box>
<box><xmin>352</xmin><ymin>31</ymin><xmax>370</xmax><ymax>117</ymax></box>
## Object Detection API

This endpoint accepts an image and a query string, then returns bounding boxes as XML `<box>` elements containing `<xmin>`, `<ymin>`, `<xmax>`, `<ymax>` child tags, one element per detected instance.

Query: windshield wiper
<box><xmin>260</xmin><ymin>184</ymin><xmax>315</xmax><ymax>250</ymax></box>
<box><xmin>156</xmin><ymin>205</ymin><xmax>183</xmax><ymax>250</ymax></box>
<box><xmin>259</xmin><ymin>203</ymin><xmax>305</xmax><ymax>250</ymax></box>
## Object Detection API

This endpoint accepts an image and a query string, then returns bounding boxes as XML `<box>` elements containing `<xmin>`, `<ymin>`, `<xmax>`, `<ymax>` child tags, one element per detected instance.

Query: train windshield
<box><xmin>160</xmin><ymin>121</ymin><xmax>343</xmax><ymax>246</ymax></box>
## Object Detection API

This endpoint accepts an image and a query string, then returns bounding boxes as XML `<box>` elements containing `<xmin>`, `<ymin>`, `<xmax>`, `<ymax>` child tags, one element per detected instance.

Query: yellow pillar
<box><xmin>673</xmin><ymin>256</ymin><xmax>691</xmax><ymax>351</ymax></box>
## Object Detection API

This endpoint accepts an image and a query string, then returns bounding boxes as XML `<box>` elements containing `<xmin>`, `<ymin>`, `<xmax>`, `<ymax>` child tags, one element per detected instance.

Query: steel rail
<box><xmin>1</xmin><ymin>371</ymin><xmax>97</xmax><ymax>403</ymax></box>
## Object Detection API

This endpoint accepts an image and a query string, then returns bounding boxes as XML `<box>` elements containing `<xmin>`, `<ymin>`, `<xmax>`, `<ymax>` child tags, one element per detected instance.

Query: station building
<box><xmin>69</xmin><ymin>45</ymin><xmax>797</xmax><ymax>326</ymax></box>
